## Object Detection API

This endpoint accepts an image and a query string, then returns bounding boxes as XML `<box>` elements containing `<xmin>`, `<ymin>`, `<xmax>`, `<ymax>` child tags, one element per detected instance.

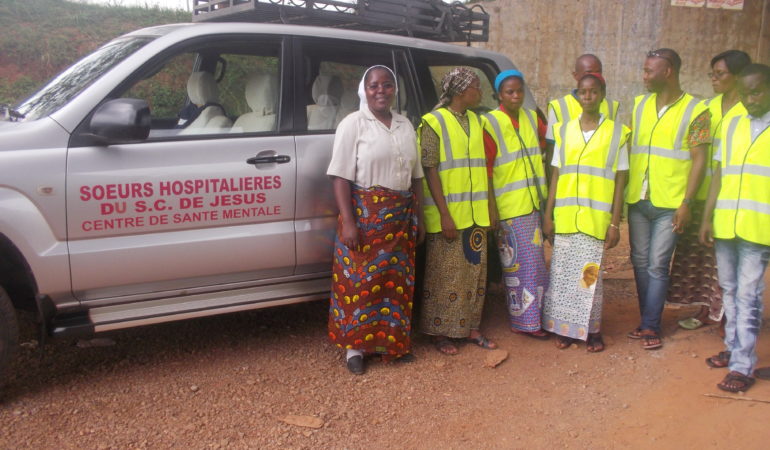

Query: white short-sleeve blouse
<box><xmin>326</xmin><ymin>107</ymin><xmax>424</xmax><ymax>191</ymax></box>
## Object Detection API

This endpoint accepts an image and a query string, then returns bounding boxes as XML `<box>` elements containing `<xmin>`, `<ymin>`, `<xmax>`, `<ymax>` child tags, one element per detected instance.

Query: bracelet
<box><xmin>609</xmin><ymin>223</ymin><xmax>619</xmax><ymax>229</ymax></box>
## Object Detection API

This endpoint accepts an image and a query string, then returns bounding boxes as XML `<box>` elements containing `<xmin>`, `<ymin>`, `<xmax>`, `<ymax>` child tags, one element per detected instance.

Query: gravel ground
<box><xmin>1</xmin><ymin>237</ymin><xmax>769</xmax><ymax>449</ymax></box>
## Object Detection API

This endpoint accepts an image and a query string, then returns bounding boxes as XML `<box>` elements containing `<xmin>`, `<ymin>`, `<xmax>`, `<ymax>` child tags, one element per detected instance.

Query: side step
<box><xmin>51</xmin><ymin>277</ymin><xmax>330</xmax><ymax>337</ymax></box>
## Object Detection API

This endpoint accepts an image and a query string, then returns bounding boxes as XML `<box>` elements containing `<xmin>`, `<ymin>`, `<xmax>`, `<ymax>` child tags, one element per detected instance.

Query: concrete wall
<box><xmin>476</xmin><ymin>0</ymin><xmax>770</xmax><ymax>123</ymax></box>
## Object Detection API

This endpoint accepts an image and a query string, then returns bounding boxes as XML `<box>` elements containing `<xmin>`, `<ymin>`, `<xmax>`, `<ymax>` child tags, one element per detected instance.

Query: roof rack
<box><xmin>191</xmin><ymin>0</ymin><xmax>489</xmax><ymax>43</ymax></box>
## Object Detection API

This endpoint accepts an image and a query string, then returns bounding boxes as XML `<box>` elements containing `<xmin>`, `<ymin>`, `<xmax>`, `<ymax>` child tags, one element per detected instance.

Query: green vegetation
<box><xmin>0</xmin><ymin>0</ymin><xmax>187</xmax><ymax>105</ymax></box>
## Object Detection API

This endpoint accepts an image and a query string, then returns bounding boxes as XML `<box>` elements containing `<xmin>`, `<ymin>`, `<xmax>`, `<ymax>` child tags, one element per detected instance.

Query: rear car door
<box><xmin>66</xmin><ymin>35</ymin><xmax>296</xmax><ymax>302</ymax></box>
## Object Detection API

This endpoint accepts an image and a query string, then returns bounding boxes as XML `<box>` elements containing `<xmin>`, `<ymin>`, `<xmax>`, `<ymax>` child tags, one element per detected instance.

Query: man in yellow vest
<box><xmin>699</xmin><ymin>63</ymin><xmax>770</xmax><ymax>393</ymax></box>
<box><xmin>626</xmin><ymin>49</ymin><xmax>709</xmax><ymax>350</ymax></box>
<box><xmin>545</xmin><ymin>54</ymin><xmax>620</xmax><ymax>177</ymax></box>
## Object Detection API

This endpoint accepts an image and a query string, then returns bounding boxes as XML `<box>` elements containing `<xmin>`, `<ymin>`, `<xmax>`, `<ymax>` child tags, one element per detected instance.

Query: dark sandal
<box><xmin>555</xmin><ymin>335</ymin><xmax>575</xmax><ymax>349</ymax></box>
<box><xmin>586</xmin><ymin>333</ymin><xmax>605</xmax><ymax>353</ymax></box>
<box><xmin>466</xmin><ymin>335</ymin><xmax>497</xmax><ymax>350</ymax></box>
<box><xmin>434</xmin><ymin>338</ymin><xmax>458</xmax><ymax>356</ymax></box>
<box><xmin>641</xmin><ymin>332</ymin><xmax>662</xmax><ymax>350</ymax></box>
<box><xmin>705</xmin><ymin>351</ymin><xmax>731</xmax><ymax>369</ymax></box>
<box><xmin>717</xmin><ymin>371</ymin><xmax>755</xmax><ymax>393</ymax></box>
<box><xmin>627</xmin><ymin>328</ymin><xmax>643</xmax><ymax>339</ymax></box>
<box><xmin>512</xmin><ymin>329</ymin><xmax>551</xmax><ymax>340</ymax></box>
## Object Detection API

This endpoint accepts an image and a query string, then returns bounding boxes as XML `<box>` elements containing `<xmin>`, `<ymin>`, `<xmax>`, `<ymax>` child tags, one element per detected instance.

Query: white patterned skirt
<box><xmin>542</xmin><ymin>233</ymin><xmax>605</xmax><ymax>341</ymax></box>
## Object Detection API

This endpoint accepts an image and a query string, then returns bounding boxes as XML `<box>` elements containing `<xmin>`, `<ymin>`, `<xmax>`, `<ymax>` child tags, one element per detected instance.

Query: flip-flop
<box><xmin>512</xmin><ymin>329</ymin><xmax>551</xmax><ymax>340</ymax></box>
<box><xmin>555</xmin><ymin>335</ymin><xmax>574</xmax><ymax>350</ymax></box>
<box><xmin>641</xmin><ymin>333</ymin><xmax>663</xmax><ymax>350</ymax></box>
<box><xmin>717</xmin><ymin>371</ymin><xmax>755</xmax><ymax>393</ymax></box>
<box><xmin>434</xmin><ymin>338</ymin><xmax>458</xmax><ymax>356</ymax></box>
<box><xmin>753</xmin><ymin>367</ymin><xmax>770</xmax><ymax>380</ymax></box>
<box><xmin>466</xmin><ymin>335</ymin><xmax>497</xmax><ymax>350</ymax></box>
<box><xmin>627</xmin><ymin>328</ymin><xmax>643</xmax><ymax>339</ymax></box>
<box><xmin>678</xmin><ymin>317</ymin><xmax>704</xmax><ymax>330</ymax></box>
<box><xmin>705</xmin><ymin>351</ymin><xmax>730</xmax><ymax>369</ymax></box>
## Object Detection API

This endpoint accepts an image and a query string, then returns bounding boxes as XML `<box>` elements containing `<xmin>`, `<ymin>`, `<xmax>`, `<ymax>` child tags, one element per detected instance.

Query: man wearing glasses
<box><xmin>625</xmin><ymin>48</ymin><xmax>710</xmax><ymax>350</ymax></box>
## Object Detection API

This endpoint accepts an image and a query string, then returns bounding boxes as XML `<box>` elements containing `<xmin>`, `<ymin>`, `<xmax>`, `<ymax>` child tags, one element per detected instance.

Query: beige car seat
<box><xmin>307</xmin><ymin>74</ymin><xmax>343</xmax><ymax>130</ymax></box>
<box><xmin>231</xmin><ymin>73</ymin><xmax>278</xmax><ymax>133</ymax></box>
<box><xmin>179</xmin><ymin>71</ymin><xmax>232</xmax><ymax>135</ymax></box>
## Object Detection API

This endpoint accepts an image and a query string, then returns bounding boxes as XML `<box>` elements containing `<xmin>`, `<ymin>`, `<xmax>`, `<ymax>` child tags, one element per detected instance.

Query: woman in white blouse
<box><xmin>326</xmin><ymin>65</ymin><xmax>425</xmax><ymax>375</ymax></box>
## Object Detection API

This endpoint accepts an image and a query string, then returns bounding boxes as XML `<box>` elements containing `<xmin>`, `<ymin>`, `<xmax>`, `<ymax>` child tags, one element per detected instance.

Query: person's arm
<box><xmin>542</xmin><ymin>167</ymin><xmax>559</xmax><ymax>246</ymax></box>
<box><xmin>699</xmin><ymin>165</ymin><xmax>721</xmax><ymax>248</ymax></box>
<box><xmin>483</xmin><ymin>129</ymin><xmax>499</xmax><ymax>230</ymax></box>
<box><xmin>331</xmin><ymin>176</ymin><xmax>358</xmax><ymax>250</ymax></box>
<box><xmin>673</xmin><ymin>111</ymin><xmax>710</xmax><ymax>233</ymax></box>
<box><xmin>411</xmin><ymin>178</ymin><xmax>426</xmax><ymax>245</ymax></box>
<box><xmin>605</xmin><ymin>170</ymin><xmax>628</xmax><ymax>250</ymax></box>
<box><xmin>424</xmin><ymin>166</ymin><xmax>457</xmax><ymax>241</ymax></box>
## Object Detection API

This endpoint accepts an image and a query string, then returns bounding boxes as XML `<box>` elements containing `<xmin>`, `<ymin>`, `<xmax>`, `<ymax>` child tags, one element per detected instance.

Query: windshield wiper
<box><xmin>0</xmin><ymin>104</ymin><xmax>26</xmax><ymax>121</ymax></box>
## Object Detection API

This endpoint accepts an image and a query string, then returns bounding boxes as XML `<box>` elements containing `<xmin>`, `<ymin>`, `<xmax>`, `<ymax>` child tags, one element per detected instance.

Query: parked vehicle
<box><xmin>0</xmin><ymin>21</ymin><xmax>531</xmax><ymax>385</ymax></box>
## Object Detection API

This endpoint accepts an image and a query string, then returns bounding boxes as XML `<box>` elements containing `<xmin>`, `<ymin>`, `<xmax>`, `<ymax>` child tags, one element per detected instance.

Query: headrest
<box><xmin>187</xmin><ymin>71</ymin><xmax>219</xmax><ymax>106</ymax></box>
<box><xmin>311</xmin><ymin>74</ymin><xmax>343</xmax><ymax>106</ymax></box>
<box><xmin>339</xmin><ymin>90</ymin><xmax>358</xmax><ymax>111</ymax></box>
<box><xmin>245</xmin><ymin>73</ymin><xmax>279</xmax><ymax>115</ymax></box>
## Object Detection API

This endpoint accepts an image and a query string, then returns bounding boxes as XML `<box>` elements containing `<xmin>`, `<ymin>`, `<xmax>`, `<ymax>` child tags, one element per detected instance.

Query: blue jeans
<box><xmin>628</xmin><ymin>200</ymin><xmax>679</xmax><ymax>333</ymax></box>
<box><xmin>715</xmin><ymin>238</ymin><xmax>770</xmax><ymax>376</ymax></box>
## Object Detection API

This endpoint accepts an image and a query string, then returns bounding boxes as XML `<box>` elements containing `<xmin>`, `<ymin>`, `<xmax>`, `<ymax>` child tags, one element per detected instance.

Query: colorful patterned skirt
<box><xmin>497</xmin><ymin>211</ymin><xmax>549</xmax><ymax>332</ymax></box>
<box><xmin>420</xmin><ymin>226</ymin><xmax>488</xmax><ymax>338</ymax></box>
<box><xmin>328</xmin><ymin>186</ymin><xmax>417</xmax><ymax>358</ymax></box>
<box><xmin>542</xmin><ymin>233</ymin><xmax>605</xmax><ymax>341</ymax></box>
<box><xmin>666</xmin><ymin>201</ymin><xmax>723</xmax><ymax>321</ymax></box>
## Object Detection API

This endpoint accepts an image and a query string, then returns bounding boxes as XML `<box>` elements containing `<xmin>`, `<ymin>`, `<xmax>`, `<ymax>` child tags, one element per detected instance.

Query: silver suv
<box><xmin>0</xmin><ymin>22</ymin><xmax>529</xmax><ymax>385</ymax></box>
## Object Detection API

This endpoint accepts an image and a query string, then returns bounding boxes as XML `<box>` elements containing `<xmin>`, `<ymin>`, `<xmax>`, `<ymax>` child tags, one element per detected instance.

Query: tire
<box><xmin>0</xmin><ymin>285</ymin><xmax>19</xmax><ymax>389</ymax></box>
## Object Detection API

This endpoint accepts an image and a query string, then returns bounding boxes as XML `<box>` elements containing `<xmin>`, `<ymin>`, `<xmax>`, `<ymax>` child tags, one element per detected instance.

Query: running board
<box><xmin>51</xmin><ymin>277</ymin><xmax>329</xmax><ymax>337</ymax></box>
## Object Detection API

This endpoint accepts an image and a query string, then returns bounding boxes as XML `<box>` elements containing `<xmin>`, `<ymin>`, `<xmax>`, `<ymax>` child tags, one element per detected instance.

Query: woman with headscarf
<box><xmin>326</xmin><ymin>65</ymin><xmax>425</xmax><ymax>375</ymax></box>
<box><xmin>482</xmin><ymin>70</ymin><xmax>550</xmax><ymax>339</ymax></box>
<box><xmin>419</xmin><ymin>67</ymin><xmax>497</xmax><ymax>355</ymax></box>
<box><xmin>669</xmin><ymin>50</ymin><xmax>751</xmax><ymax>337</ymax></box>
<box><xmin>542</xmin><ymin>73</ymin><xmax>630</xmax><ymax>352</ymax></box>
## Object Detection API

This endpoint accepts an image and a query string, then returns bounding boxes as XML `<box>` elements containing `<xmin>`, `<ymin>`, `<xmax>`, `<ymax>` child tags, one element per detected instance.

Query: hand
<box><xmin>440</xmin><ymin>212</ymin><xmax>458</xmax><ymax>241</ymax></box>
<box><xmin>488</xmin><ymin>205</ymin><xmax>499</xmax><ymax>231</ymax></box>
<box><xmin>699</xmin><ymin>221</ymin><xmax>714</xmax><ymax>247</ymax></box>
<box><xmin>542</xmin><ymin>216</ymin><xmax>555</xmax><ymax>246</ymax></box>
<box><xmin>672</xmin><ymin>203</ymin><xmax>691</xmax><ymax>234</ymax></box>
<box><xmin>604</xmin><ymin>225</ymin><xmax>620</xmax><ymax>250</ymax></box>
<box><xmin>340</xmin><ymin>220</ymin><xmax>359</xmax><ymax>250</ymax></box>
<box><xmin>417</xmin><ymin>220</ymin><xmax>426</xmax><ymax>245</ymax></box>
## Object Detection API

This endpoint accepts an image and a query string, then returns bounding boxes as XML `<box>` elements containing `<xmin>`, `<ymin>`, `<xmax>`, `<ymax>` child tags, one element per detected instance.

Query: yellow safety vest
<box><xmin>627</xmin><ymin>93</ymin><xmax>707</xmax><ymax>208</ymax></box>
<box><xmin>548</xmin><ymin>93</ymin><xmax>619</xmax><ymax>124</ymax></box>
<box><xmin>697</xmin><ymin>95</ymin><xmax>747</xmax><ymax>200</ymax></box>
<box><xmin>482</xmin><ymin>108</ymin><xmax>546</xmax><ymax>220</ymax></box>
<box><xmin>419</xmin><ymin>108</ymin><xmax>490</xmax><ymax>233</ymax></box>
<box><xmin>713</xmin><ymin>115</ymin><xmax>770</xmax><ymax>246</ymax></box>
<box><xmin>553</xmin><ymin>118</ymin><xmax>630</xmax><ymax>240</ymax></box>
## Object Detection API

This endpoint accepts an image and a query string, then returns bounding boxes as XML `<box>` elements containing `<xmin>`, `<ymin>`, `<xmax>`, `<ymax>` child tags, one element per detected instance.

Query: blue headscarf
<box><xmin>494</xmin><ymin>70</ymin><xmax>524</xmax><ymax>92</ymax></box>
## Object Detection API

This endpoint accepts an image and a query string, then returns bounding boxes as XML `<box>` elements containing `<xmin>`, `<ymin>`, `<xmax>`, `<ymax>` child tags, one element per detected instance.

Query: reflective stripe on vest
<box><xmin>713</xmin><ymin>115</ymin><xmax>770</xmax><ymax>246</ymax></box>
<box><xmin>627</xmin><ymin>93</ymin><xmax>705</xmax><ymax>208</ymax></box>
<box><xmin>549</xmin><ymin>94</ymin><xmax>619</xmax><ymax>123</ymax></box>
<box><xmin>553</xmin><ymin>118</ymin><xmax>627</xmax><ymax>240</ymax></box>
<box><xmin>482</xmin><ymin>108</ymin><xmax>546</xmax><ymax>220</ymax></box>
<box><xmin>420</xmin><ymin>109</ymin><xmax>490</xmax><ymax>233</ymax></box>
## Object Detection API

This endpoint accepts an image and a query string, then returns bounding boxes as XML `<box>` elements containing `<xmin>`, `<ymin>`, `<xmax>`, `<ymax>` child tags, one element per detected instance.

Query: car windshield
<box><xmin>11</xmin><ymin>36</ymin><xmax>154</xmax><ymax>122</ymax></box>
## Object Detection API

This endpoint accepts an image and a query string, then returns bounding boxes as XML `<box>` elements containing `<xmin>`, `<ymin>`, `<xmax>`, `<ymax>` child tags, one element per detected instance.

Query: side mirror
<box><xmin>89</xmin><ymin>99</ymin><xmax>151</xmax><ymax>144</ymax></box>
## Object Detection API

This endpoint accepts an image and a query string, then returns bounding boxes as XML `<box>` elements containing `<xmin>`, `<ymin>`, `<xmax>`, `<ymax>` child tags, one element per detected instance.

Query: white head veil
<box><xmin>357</xmin><ymin>65</ymin><xmax>398</xmax><ymax>112</ymax></box>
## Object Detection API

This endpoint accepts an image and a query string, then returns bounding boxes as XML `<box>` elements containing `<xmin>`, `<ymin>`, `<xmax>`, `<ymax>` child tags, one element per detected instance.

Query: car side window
<box><xmin>120</xmin><ymin>40</ymin><xmax>281</xmax><ymax>138</ymax></box>
<box><xmin>298</xmin><ymin>39</ymin><xmax>417</xmax><ymax>131</ymax></box>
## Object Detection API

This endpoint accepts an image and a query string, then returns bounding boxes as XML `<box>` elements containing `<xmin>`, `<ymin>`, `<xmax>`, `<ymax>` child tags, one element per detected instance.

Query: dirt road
<box><xmin>1</xmin><ymin>237</ymin><xmax>768</xmax><ymax>449</ymax></box>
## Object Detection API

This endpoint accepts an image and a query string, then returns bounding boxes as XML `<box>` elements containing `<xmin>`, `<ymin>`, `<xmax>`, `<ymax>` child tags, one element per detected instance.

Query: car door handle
<box><xmin>246</xmin><ymin>154</ymin><xmax>291</xmax><ymax>165</ymax></box>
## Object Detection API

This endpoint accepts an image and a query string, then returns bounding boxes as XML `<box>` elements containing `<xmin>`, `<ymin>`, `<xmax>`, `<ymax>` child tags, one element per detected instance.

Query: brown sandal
<box><xmin>705</xmin><ymin>351</ymin><xmax>730</xmax><ymax>369</ymax></box>
<box><xmin>717</xmin><ymin>371</ymin><xmax>755</xmax><ymax>393</ymax></box>
<box><xmin>586</xmin><ymin>333</ymin><xmax>605</xmax><ymax>353</ymax></box>
<box><xmin>555</xmin><ymin>335</ymin><xmax>574</xmax><ymax>349</ymax></box>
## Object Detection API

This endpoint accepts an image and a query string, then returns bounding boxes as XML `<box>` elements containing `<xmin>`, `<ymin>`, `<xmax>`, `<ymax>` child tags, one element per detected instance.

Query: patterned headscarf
<box><xmin>436</xmin><ymin>66</ymin><xmax>480</xmax><ymax>109</ymax></box>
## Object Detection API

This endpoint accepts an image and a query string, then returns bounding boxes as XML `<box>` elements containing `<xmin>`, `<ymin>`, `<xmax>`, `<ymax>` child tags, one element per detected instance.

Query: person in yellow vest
<box><xmin>545</xmin><ymin>54</ymin><xmax>620</xmax><ymax>179</ymax></box>
<box><xmin>419</xmin><ymin>67</ymin><xmax>497</xmax><ymax>355</ymax></box>
<box><xmin>482</xmin><ymin>70</ymin><xmax>550</xmax><ymax>339</ymax></box>
<box><xmin>626</xmin><ymin>48</ymin><xmax>710</xmax><ymax>350</ymax></box>
<box><xmin>698</xmin><ymin>63</ymin><xmax>770</xmax><ymax>393</ymax></box>
<box><xmin>541</xmin><ymin>72</ymin><xmax>630</xmax><ymax>352</ymax></box>
<box><xmin>670</xmin><ymin>50</ymin><xmax>752</xmax><ymax>333</ymax></box>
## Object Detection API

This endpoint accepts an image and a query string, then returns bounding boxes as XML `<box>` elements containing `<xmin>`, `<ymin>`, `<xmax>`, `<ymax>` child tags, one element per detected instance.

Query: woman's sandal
<box><xmin>555</xmin><ymin>335</ymin><xmax>575</xmax><ymax>349</ymax></box>
<box><xmin>717</xmin><ymin>371</ymin><xmax>755</xmax><ymax>393</ymax></box>
<box><xmin>512</xmin><ymin>329</ymin><xmax>551</xmax><ymax>340</ymax></box>
<box><xmin>586</xmin><ymin>333</ymin><xmax>605</xmax><ymax>353</ymax></box>
<box><xmin>466</xmin><ymin>334</ymin><xmax>497</xmax><ymax>350</ymax></box>
<box><xmin>641</xmin><ymin>332</ymin><xmax>662</xmax><ymax>350</ymax></box>
<box><xmin>434</xmin><ymin>338</ymin><xmax>458</xmax><ymax>356</ymax></box>
<box><xmin>705</xmin><ymin>351</ymin><xmax>731</xmax><ymax>369</ymax></box>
